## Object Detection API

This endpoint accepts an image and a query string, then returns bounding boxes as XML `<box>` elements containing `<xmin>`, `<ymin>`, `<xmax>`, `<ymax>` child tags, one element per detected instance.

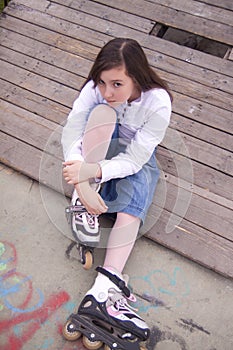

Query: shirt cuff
<box><xmin>98</xmin><ymin>159</ymin><xmax>121</xmax><ymax>183</ymax></box>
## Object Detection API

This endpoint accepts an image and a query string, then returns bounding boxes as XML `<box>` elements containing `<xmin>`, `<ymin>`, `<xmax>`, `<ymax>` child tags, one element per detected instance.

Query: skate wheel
<box><xmin>82</xmin><ymin>335</ymin><xmax>103</xmax><ymax>349</ymax></box>
<box><xmin>104</xmin><ymin>343</ymin><xmax>147</xmax><ymax>350</ymax></box>
<box><xmin>82</xmin><ymin>250</ymin><xmax>93</xmax><ymax>270</ymax></box>
<box><xmin>62</xmin><ymin>320</ymin><xmax>81</xmax><ymax>341</ymax></box>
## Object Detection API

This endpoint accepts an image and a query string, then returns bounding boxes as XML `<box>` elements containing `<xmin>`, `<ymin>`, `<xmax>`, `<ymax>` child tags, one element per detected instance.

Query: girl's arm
<box><xmin>63</xmin><ymin>160</ymin><xmax>102</xmax><ymax>184</ymax></box>
<box><xmin>100</xmin><ymin>92</ymin><xmax>171</xmax><ymax>182</ymax></box>
<box><xmin>61</xmin><ymin>81</ymin><xmax>102</xmax><ymax>161</ymax></box>
<box><xmin>74</xmin><ymin>181</ymin><xmax>108</xmax><ymax>215</ymax></box>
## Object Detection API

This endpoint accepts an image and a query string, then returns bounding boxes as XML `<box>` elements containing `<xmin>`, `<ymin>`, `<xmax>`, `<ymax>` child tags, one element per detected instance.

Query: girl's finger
<box><xmin>63</xmin><ymin>161</ymin><xmax>74</xmax><ymax>166</ymax></box>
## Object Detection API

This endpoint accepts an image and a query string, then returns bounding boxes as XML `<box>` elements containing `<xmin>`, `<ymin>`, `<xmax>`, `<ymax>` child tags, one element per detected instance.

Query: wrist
<box><xmin>86</xmin><ymin>163</ymin><xmax>102</xmax><ymax>180</ymax></box>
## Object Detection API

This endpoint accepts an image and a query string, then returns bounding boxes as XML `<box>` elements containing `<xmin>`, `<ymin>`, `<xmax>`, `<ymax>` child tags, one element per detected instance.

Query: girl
<box><xmin>62</xmin><ymin>38</ymin><xmax>172</xmax><ymax>346</ymax></box>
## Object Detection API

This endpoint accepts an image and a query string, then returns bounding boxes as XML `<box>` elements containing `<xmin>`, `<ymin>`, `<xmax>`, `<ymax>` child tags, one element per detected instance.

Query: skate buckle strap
<box><xmin>66</xmin><ymin>204</ymin><xmax>86</xmax><ymax>213</ymax></box>
<box><xmin>96</xmin><ymin>267</ymin><xmax>131</xmax><ymax>297</ymax></box>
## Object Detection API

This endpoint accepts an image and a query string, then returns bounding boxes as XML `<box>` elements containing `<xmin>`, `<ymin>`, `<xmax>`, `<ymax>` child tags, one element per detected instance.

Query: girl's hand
<box><xmin>75</xmin><ymin>182</ymin><xmax>108</xmax><ymax>215</ymax></box>
<box><xmin>63</xmin><ymin>160</ymin><xmax>101</xmax><ymax>184</ymax></box>
<box><xmin>63</xmin><ymin>160</ymin><xmax>82</xmax><ymax>184</ymax></box>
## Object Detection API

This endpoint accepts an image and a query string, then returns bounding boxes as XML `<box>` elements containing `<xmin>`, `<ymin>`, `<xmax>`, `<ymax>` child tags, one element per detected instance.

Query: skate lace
<box><xmin>76</xmin><ymin>211</ymin><xmax>98</xmax><ymax>229</ymax></box>
<box><xmin>71</xmin><ymin>203</ymin><xmax>98</xmax><ymax>229</ymax></box>
<box><xmin>109</xmin><ymin>289</ymin><xmax>138</xmax><ymax>312</ymax></box>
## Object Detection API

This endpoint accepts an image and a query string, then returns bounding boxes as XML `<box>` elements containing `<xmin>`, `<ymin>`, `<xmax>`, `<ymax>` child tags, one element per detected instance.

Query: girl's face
<box><xmin>97</xmin><ymin>65</ymin><xmax>141</xmax><ymax>107</ymax></box>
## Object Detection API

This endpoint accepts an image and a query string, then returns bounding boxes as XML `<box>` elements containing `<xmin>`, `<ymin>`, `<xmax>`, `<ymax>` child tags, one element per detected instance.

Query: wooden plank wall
<box><xmin>0</xmin><ymin>0</ymin><xmax>233</xmax><ymax>278</ymax></box>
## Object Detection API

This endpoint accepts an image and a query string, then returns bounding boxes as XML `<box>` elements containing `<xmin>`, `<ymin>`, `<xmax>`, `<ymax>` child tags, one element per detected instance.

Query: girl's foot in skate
<box><xmin>65</xmin><ymin>191</ymin><xmax>100</xmax><ymax>269</ymax></box>
<box><xmin>66</xmin><ymin>191</ymin><xmax>100</xmax><ymax>246</ymax></box>
<box><xmin>78</xmin><ymin>266</ymin><xmax>150</xmax><ymax>341</ymax></box>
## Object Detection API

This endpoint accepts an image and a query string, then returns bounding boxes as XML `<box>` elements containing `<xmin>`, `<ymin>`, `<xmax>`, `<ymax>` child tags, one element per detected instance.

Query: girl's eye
<box><xmin>98</xmin><ymin>79</ymin><xmax>105</xmax><ymax>85</ymax></box>
<box><xmin>114</xmin><ymin>82</ymin><xmax>122</xmax><ymax>88</ymax></box>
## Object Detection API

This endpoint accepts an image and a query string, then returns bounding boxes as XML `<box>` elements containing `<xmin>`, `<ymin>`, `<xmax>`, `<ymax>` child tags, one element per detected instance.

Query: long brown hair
<box><xmin>82</xmin><ymin>38</ymin><xmax>173</xmax><ymax>102</ymax></box>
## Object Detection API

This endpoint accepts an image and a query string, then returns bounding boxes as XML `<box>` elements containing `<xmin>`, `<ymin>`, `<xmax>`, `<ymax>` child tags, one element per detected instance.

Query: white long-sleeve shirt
<box><xmin>61</xmin><ymin>80</ymin><xmax>171</xmax><ymax>183</ymax></box>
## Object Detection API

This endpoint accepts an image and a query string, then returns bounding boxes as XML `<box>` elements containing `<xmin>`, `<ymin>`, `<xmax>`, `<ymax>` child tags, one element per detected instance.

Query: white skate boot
<box><xmin>65</xmin><ymin>189</ymin><xmax>100</xmax><ymax>269</ymax></box>
<box><xmin>63</xmin><ymin>266</ymin><xmax>150</xmax><ymax>349</ymax></box>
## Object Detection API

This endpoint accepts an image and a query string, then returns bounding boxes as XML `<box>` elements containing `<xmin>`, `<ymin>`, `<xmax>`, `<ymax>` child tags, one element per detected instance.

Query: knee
<box><xmin>89</xmin><ymin>104</ymin><xmax>117</xmax><ymax>126</ymax></box>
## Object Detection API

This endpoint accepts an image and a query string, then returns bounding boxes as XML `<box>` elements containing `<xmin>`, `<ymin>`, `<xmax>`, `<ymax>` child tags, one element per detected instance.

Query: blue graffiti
<box><xmin>0</xmin><ymin>240</ymin><xmax>45</xmax><ymax>314</ymax></box>
<box><xmin>131</xmin><ymin>267</ymin><xmax>190</xmax><ymax>313</ymax></box>
<box><xmin>0</xmin><ymin>272</ymin><xmax>44</xmax><ymax>313</ymax></box>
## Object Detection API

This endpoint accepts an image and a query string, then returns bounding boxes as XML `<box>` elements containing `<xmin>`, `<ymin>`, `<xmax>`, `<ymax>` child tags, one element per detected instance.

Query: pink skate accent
<box><xmin>107</xmin><ymin>304</ymin><xmax>132</xmax><ymax>317</ymax></box>
<box><xmin>127</xmin><ymin>293</ymin><xmax>137</xmax><ymax>302</ymax></box>
<box><xmin>107</xmin><ymin>306</ymin><xmax>121</xmax><ymax>317</ymax></box>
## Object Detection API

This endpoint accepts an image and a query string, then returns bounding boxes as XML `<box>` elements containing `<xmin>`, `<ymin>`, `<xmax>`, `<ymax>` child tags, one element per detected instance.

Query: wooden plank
<box><xmin>3</xmin><ymin>0</ymin><xmax>122</xmax><ymax>46</ymax></box>
<box><xmin>0</xmin><ymin>28</ymin><xmax>92</xmax><ymax>79</ymax></box>
<box><xmin>2</xmin><ymin>25</ymin><xmax>233</xmax><ymax>113</ymax></box>
<box><xmin>161</xmin><ymin>172</ymin><xmax>233</xmax><ymax>210</ymax></box>
<box><xmin>93</xmin><ymin>0</ymin><xmax>233</xmax><ymax>45</ymax></box>
<box><xmin>0</xmin><ymin>45</ymin><xmax>86</xmax><ymax>91</ymax></box>
<box><xmin>160</xmin><ymin>69</ymin><xmax>233</xmax><ymax>111</ymax></box>
<box><xmin>144</xmin><ymin>208</ymin><xmax>233</xmax><ymax>279</ymax></box>
<box><xmin>170</xmin><ymin>113</ymin><xmax>233</xmax><ymax>152</ymax></box>
<box><xmin>0</xmin><ymin>100</ymin><xmax>63</xmax><ymax>159</ymax></box>
<box><xmin>2</xmin><ymin>5</ymin><xmax>233</xmax><ymax>112</ymax></box>
<box><xmin>163</xmin><ymin>129</ymin><xmax>233</xmax><ymax>176</ymax></box>
<box><xmin>172</xmin><ymin>92</ymin><xmax>233</xmax><ymax>135</ymax></box>
<box><xmin>16</xmin><ymin>0</ymin><xmax>233</xmax><ymax>95</ymax></box>
<box><xmin>11</xmin><ymin>0</ymin><xmax>153</xmax><ymax>37</ymax></box>
<box><xmin>157</xmin><ymin>148</ymin><xmax>233</xmax><ymax>202</ymax></box>
<box><xmin>0</xmin><ymin>15</ymin><xmax>100</xmax><ymax>62</ymax></box>
<box><xmin>0</xmin><ymin>60</ymin><xmax>77</xmax><ymax>107</ymax></box>
<box><xmin>145</xmin><ymin>48</ymin><xmax>233</xmax><ymax>95</ymax></box>
<box><xmin>51</xmin><ymin>0</ymin><xmax>155</xmax><ymax>34</ymax></box>
<box><xmin>1</xmin><ymin>46</ymin><xmax>233</xmax><ymax>149</ymax></box>
<box><xmin>1</xmin><ymin>27</ymin><xmax>232</xmax><ymax>136</ymax></box>
<box><xmin>146</xmin><ymin>0</ymin><xmax>233</xmax><ymax>26</ymax></box>
<box><xmin>0</xmin><ymin>131</ymin><xmax>68</xmax><ymax>194</ymax></box>
<box><xmin>192</xmin><ymin>0</ymin><xmax>233</xmax><ymax>11</ymax></box>
<box><xmin>153</xmin><ymin>180</ymin><xmax>233</xmax><ymax>241</ymax></box>
<box><xmin>229</xmin><ymin>48</ymin><xmax>233</xmax><ymax>61</ymax></box>
<box><xmin>2</xmin><ymin>3</ymin><xmax>233</xmax><ymax>80</ymax></box>
<box><xmin>1</xmin><ymin>28</ymin><xmax>233</xmax><ymax>135</ymax></box>
<box><xmin>0</xmin><ymin>79</ymin><xmax>69</xmax><ymax>124</ymax></box>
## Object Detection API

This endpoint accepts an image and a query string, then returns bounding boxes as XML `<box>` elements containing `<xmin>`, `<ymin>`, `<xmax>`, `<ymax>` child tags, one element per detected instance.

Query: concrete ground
<box><xmin>0</xmin><ymin>163</ymin><xmax>233</xmax><ymax>350</ymax></box>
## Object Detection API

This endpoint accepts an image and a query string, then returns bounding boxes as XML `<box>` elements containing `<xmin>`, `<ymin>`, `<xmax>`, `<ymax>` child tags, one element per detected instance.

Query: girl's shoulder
<box><xmin>81</xmin><ymin>80</ymin><xmax>96</xmax><ymax>95</ymax></box>
<box><xmin>78</xmin><ymin>80</ymin><xmax>104</xmax><ymax>104</ymax></box>
<box><xmin>144</xmin><ymin>87</ymin><xmax>171</xmax><ymax>103</ymax></box>
<box><xmin>139</xmin><ymin>88</ymin><xmax>172</xmax><ymax>112</ymax></box>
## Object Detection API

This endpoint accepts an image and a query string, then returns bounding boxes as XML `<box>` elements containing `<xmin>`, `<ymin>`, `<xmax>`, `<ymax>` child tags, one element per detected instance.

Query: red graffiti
<box><xmin>0</xmin><ymin>291</ymin><xmax>70</xmax><ymax>350</ymax></box>
<box><xmin>0</xmin><ymin>240</ymin><xmax>71</xmax><ymax>349</ymax></box>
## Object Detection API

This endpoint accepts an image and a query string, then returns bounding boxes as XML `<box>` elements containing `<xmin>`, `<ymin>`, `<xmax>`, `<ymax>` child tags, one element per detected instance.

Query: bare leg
<box><xmin>76</xmin><ymin>105</ymin><xmax>140</xmax><ymax>273</ymax></box>
<box><xmin>103</xmin><ymin>212</ymin><xmax>141</xmax><ymax>273</ymax></box>
<box><xmin>73</xmin><ymin>104</ymin><xmax>116</xmax><ymax>209</ymax></box>
<box><xmin>82</xmin><ymin>104</ymin><xmax>116</xmax><ymax>163</ymax></box>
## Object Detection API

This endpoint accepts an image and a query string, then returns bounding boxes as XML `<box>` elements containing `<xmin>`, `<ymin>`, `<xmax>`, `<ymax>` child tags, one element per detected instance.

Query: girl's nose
<box><xmin>104</xmin><ymin>86</ymin><xmax>114</xmax><ymax>99</ymax></box>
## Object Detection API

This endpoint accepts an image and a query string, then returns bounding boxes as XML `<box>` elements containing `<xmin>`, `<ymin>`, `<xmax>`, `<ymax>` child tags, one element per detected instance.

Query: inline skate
<box><xmin>65</xmin><ymin>189</ymin><xmax>100</xmax><ymax>269</ymax></box>
<box><xmin>62</xmin><ymin>266</ymin><xmax>149</xmax><ymax>349</ymax></box>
